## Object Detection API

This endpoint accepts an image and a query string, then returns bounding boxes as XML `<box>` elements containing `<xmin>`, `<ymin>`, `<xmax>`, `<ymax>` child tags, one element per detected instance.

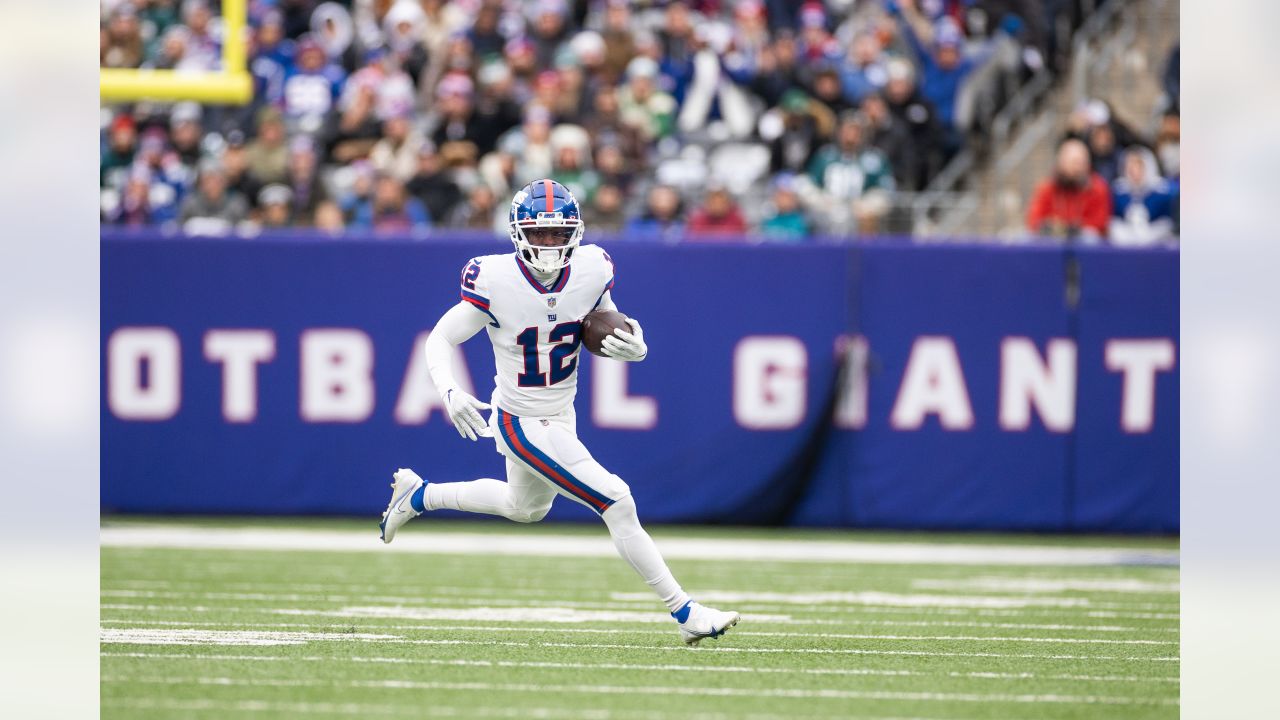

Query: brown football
<box><xmin>580</xmin><ymin>309</ymin><xmax>629</xmax><ymax>357</ymax></box>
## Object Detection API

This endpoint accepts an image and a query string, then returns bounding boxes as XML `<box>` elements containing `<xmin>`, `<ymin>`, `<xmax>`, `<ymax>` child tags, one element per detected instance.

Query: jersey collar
<box><xmin>515</xmin><ymin>255</ymin><xmax>571</xmax><ymax>294</ymax></box>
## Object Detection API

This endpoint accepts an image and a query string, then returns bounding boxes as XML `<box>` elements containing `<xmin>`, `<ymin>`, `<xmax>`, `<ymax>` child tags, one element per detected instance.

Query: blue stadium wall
<box><xmin>101</xmin><ymin>230</ymin><xmax>1179</xmax><ymax>533</ymax></box>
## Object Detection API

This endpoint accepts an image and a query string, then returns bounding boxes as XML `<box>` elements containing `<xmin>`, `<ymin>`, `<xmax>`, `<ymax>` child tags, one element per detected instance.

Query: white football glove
<box><xmin>601</xmin><ymin>318</ymin><xmax>648</xmax><ymax>362</ymax></box>
<box><xmin>444</xmin><ymin>388</ymin><xmax>493</xmax><ymax>441</ymax></box>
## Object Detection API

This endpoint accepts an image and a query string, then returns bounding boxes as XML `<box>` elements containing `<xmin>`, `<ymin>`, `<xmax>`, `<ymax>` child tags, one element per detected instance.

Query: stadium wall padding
<box><xmin>101</xmin><ymin>231</ymin><xmax>1179</xmax><ymax>532</ymax></box>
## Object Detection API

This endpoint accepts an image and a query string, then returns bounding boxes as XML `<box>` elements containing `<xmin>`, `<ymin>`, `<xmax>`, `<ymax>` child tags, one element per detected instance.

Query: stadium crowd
<box><xmin>100</xmin><ymin>0</ymin><xmax>1168</xmax><ymax>242</ymax></box>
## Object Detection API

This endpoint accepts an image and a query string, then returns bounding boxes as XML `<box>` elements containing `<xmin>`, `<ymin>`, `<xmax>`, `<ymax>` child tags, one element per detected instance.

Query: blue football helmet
<box><xmin>508</xmin><ymin>179</ymin><xmax>584</xmax><ymax>273</ymax></box>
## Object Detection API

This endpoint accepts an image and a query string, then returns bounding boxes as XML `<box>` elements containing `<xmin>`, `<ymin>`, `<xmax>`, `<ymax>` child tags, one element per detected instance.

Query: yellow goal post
<box><xmin>100</xmin><ymin>0</ymin><xmax>252</xmax><ymax>104</ymax></box>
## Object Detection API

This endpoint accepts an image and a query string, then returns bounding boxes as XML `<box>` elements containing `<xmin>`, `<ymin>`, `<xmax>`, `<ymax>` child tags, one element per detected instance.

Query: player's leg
<box><xmin>494</xmin><ymin>408</ymin><xmax>738</xmax><ymax>644</ymax></box>
<box><xmin>420</xmin><ymin>458</ymin><xmax>556</xmax><ymax>523</ymax></box>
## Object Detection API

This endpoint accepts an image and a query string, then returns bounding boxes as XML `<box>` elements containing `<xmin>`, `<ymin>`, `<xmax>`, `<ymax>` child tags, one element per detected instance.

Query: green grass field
<box><xmin>101</xmin><ymin>518</ymin><xmax>1179</xmax><ymax>719</ymax></box>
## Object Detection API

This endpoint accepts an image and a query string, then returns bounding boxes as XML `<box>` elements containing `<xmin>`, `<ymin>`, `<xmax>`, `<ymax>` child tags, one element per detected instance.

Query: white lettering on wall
<box><xmin>591</xmin><ymin>355</ymin><xmax>658</xmax><ymax>429</ymax></box>
<box><xmin>1106</xmin><ymin>338</ymin><xmax>1176</xmax><ymax>433</ymax></box>
<box><xmin>107</xmin><ymin>327</ymin><xmax>181</xmax><ymax>420</ymax></box>
<box><xmin>300</xmin><ymin>329</ymin><xmax>375</xmax><ymax>422</ymax></box>
<box><xmin>204</xmin><ymin>329</ymin><xmax>276</xmax><ymax>423</ymax></box>
<box><xmin>733</xmin><ymin>336</ymin><xmax>808</xmax><ymax>430</ymax></box>
<box><xmin>999</xmin><ymin>337</ymin><xmax>1077</xmax><ymax>432</ymax></box>
<box><xmin>890</xmin><ymin>336</ymin><xmax>974</xmax><ymax>430</ymax></box>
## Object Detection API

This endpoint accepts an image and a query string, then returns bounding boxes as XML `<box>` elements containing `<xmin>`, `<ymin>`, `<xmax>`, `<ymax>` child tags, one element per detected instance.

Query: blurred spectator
<box><xmin>582</xmin><ymin>87</ymin><xmax>645</xmax><ymax>165</ymax></box>
<box><xmin>759</xmin><ymin>174</ymin><xmax>811</xmax><ymax>241</ymax></box>
<box><xmin>257</xmin><ymin>184</ymin><xmax>296</xmax><ymax>229</ymax></box>
<box><xmin>406</xmin><ymin>141</ymin><xmax>463</xmax><ymax>223</ymax></box>
<box><xmin>584</xmin><ymin>183</ymin><xmax>627</xmax><ymax>233</ymax></box>
<box><xmin>550</xmin><ymin>125</ymin><xmax>598</xmax><ymax>204</ymax></box>
<box><xmin>381</xmin><ymin>1</ymin><xmax>430</xmax><ymax>86</ymax></box>
<box><xmin>760</xmin><ymin>89</ymin><xmax>836</xmax><ymax>174</ymax></box>
<box><xmin>860</xmin><ymin>92</ymin><xmax>916</xmax><ymax>189</ymax></box>
<box><xmin>625</xmin><ymin>184</ymin><xmax>685</xmax><ymax>239</ymax></box>
<box><xmin>448</xmin><ymin>183</ymin><xmax>501</xmax><ymax>232</ymax></box>
<box><xmin>311</xmin><ymin>3</ymin><xmax>358</xmax><ymax>71</ymax></box>
<box><xmin>103</xmin><ymin>166</ymin><xmax>171</xmax><ymax>227</ymax></box>
<box><xmin>808</xmin><ymin>62</ymin><xmax>853</xmax><ymax>116</ymax></box>
<box><xmin>1087</xmin><ymin>121</ymin><xmax>1120</xmax><ymax>184</ymax></box>
<box><xmin>180</xmin><ymin>161</ymin><xmax>250</xmax><ymax>235</ymax></box>
<box><xmin>1025</xmin><ymin>139</ymin><xmax>1111</xmax><ymax>240</ymax></box>
<box><xmin>283</xmin><ymin>34</ymin><xmax>347</xmax><ymax>135</ymax></box>
<box><xmin>101</xmin><ymin>114</ymin><xmax>138</xmax><ymax>187</ymax></box>
<box><xmin>246</xmin><ymin>107</ymin><xmax>289</xmax><ymax>186</ymax></box>
<box><xmin>352</xmin><ymin>175</ymin><xmax>431</xmax><ymax>233</ymax></box>
<box><xmin>883</xmin><ymin>58</ymin><xmax>944</xmax><ymax>189</ymax></box>
<box><xmin>839</xmin><ymin>31</ymin><xmax>888</xmax><ymax>104</ymax></box>
<box><xmin>220</xmin><ymin>131</ymin><xmax>261</xmax><ymax>207</ymax></box>
<box><xmin>370</xmin><ymin>111</ymin><xmax>426</xmax><ymax>182</ymax></box>
<box><xmin>600</xmin><ymin>0</ymin><xmax>637</xmax><ymax>83</ymax></box>
<box><xmin>102</xmin><ymin>3</ymin><xmax>145</xmax><ymax>68</ymax></box>
<box><xmin>749</xmin><ymin>30</ymin><xmax>804</xmax><ymax>108</ymax></box>
<box><xmin>465</xmin><ymin>2</ymin><xmax>507</xmax><ymax>58</ymax></box>
<box><xmin>169</xmin><ymin>102</ymin><xmax>205</xmax><ymax>173</ymax></box>
<box><xmin>617</xmin><ymin>57</ymin><xmax>677</xmax><ymax>143</ymax></box>
<box><xmin>1154</xmin><ymin>111</ymin><xmax>1180</xmax><ymax>179</ymax></box>
<box><xmin>808</xmin><ymin>112</ymin><xmax>896</xmax><ymax>204</ymax></box>
<box><xmin>1162</xmin><ymin>42</ymin><xmax>1179</xmax><ymax>110</ymax></box>
<box><xmin>593</xmin><ymin>143</ymin><xmax>635</xmax><ymax>195</ymax></box>
<box><xmin>891</xmin><ymin>2</ymin><xmax>994</xmax><ymax>134</ymax></box>
<box><xmin>687</xmin><ymin>184</ymin><xmax>749</xmax><ymax>238</ymax></box>
<box><xmin>530</xmin><ymin>0</ymin><xmax>572</xmax><ymax>69</ymax></box>
<box><xmin>313</xmin><ymin>200</ymin><xmax>347</xmax><ymax>234</ymax></box>
<box><xmin>796</xmin><ymin>2</ymin><xmax>839</xmax><ymax>64</ymax></box>
<box><xmin>1109</xmin><ymin>147</ymin><xmax>1176</xmax><ymax>246</ymax></box>
<box><xmin>285</xmin><ymin>136</ymin><xmax>328</xmax><ymax>220</ymax></box>
<box><xmin>179</xmin><ymin>0</ymin><xmax>220</xmax><ymax>70</ymax></box>
<box><xmin>429</xmin><ymin>73</ymin><xmax>497</xmax><ymax>159</ymax></box>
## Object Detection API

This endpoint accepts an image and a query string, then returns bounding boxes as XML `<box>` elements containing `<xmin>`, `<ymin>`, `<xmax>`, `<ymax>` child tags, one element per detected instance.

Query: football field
<box><xmin>101</xmin><ymin>519</ymin><xmax>1179</xmax><ymax>719</ymax></box>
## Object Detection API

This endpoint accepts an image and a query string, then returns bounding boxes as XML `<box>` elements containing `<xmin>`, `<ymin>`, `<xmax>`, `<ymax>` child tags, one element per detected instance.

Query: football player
<box><xmin>379</xmin><ymin>179</ymin><xmax>739</xmax><ymax>646</ymax></box>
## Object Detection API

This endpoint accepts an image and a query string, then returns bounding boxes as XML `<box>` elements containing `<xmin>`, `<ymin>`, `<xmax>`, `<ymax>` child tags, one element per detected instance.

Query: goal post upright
<box><xmin>100</xmin><ymin>0</ymin><xmax>252</xmax><ymax>105</ymax></box>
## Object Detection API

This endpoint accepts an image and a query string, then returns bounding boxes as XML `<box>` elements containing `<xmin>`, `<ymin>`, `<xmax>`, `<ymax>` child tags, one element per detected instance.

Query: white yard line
<box><xmin>100</xmin><ymin>697</ymin><xmax>956</xmax><ymax>720</ymax></box>
<box><xmin>610</xmin><ymin>590</ymin><xmax>1176</xmax><ymax>611</ymax></box>
<box><xmin>98</xmin><ymin>629</ymin><xmax>399</xmax><ymax>646</ymax></box>
<box><xmin>912</xmin><ymin>578</ymin><xmax>1179</xmax><ymax>594</ymax></box>
<box><xmin>101</xmin><ymin>675</ymin><xmax>1178</xmax><ymax>706</ymax></box>
<box><xmin>101</xmin><ymin>650</ymin><xmax>1180</xmax><ymax>684</ymax></box>
<box><xmin>99</xmin><ymin>614</ymin><xmax>1178</xmax><ymax>634</ymax></box>
<box><xmin>98</xmin><ymin>627</ymin><xmax>1176</xmax><ymax>661</ymax></box>
<box><xmin>97</xmin><ymin>603</ymin><xmax>1177</xmax><ymax>644</ymax></box>
<box><xmin>100</xmin><ymin>599</ymin><xmax>1179</xmax><ymax>622</ymax></box>
<box><xmin>100</xmin><ymin>588</ymin><xmax>1178</xmax><ymax>613</ymax></box>
<box><xmin>100</xmin><ymin>525</ymin><xmax>1179</xmax><ymax>567</ymax></box>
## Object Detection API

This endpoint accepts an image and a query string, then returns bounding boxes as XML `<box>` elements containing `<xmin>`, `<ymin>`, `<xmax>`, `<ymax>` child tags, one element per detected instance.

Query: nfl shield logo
<box><xmin>547</xmin><ymin>297</ymin><xmax>557</xmax><ymax>308</ymax></box>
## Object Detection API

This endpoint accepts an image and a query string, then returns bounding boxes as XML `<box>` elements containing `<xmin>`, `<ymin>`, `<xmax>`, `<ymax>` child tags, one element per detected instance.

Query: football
<box><xmin>580</xmin><ymin>309</ymin><xmax>629</xmax><ymax>357</ymax></box>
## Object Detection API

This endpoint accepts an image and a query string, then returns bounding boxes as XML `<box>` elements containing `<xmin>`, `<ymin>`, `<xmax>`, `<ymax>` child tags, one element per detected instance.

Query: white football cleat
<box><xmin>379</xmin><ymin>468</ymin><xmax>425</xmax><ymax>544</ymax></box>
<box><xmin>673</xmin><ymin>601</ymin><xmax>740</xmax><ymax>646</ymax></box>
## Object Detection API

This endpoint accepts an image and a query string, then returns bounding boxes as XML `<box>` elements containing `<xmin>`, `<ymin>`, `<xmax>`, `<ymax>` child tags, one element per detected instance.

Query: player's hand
<box><xmin>601</xmin><ymin>318</ymin><xmax>648</xmax><ymax>362</ymax></box>
<box><xmin>444</xmin><ymin>388</ymin><xmax>493</xmax><ymax>441</ymax></box>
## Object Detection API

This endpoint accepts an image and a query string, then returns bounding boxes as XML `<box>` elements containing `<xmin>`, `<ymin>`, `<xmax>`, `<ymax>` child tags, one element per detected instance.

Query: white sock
<box><xmin>602</xmin><ymin>495</ymin><xmax>691</xmax><ymax>613</ymax></box>
<box><xmin>424</xmin><ymin>479</ymin><xmax>512</xmax><ymax>517</ymax></box>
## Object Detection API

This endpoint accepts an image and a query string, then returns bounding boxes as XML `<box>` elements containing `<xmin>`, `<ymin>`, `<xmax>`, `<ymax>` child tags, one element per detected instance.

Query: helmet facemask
<box><xmin>509</xmin><ymin>215</ymin><xmax>584</xmax><ymax>274</ymax></box>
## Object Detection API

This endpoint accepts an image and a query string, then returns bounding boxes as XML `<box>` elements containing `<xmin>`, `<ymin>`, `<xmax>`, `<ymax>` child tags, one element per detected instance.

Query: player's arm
<box><xmin>596</xmin><ymin>291</ymin><xmax>648</xmax><ymax>362</ymax></box>
<box><xmin>426</xmin><ymin>302</ymin><xmax>493</xmax><ymax>440</ymax></box>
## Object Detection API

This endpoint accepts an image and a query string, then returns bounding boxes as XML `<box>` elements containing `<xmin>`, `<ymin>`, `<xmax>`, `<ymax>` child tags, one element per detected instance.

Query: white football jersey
<box><xmin>459</xmin><ymin>244</ymin><xmax>616</xmax><ymax>418</ymax></box>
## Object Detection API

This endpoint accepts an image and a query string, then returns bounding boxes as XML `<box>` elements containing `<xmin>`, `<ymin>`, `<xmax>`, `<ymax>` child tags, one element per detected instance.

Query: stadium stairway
<box><xmin>945</xmin><ymin>0</ymin><xmax>1181</xmax><ymax>238</ymax></box>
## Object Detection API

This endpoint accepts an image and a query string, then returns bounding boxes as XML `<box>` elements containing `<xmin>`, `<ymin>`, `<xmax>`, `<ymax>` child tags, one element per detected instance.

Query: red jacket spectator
<box><xmin>1026</xmin><ymin>139</ymin><xmax>1112</xmax><ymax>239</ymax></box>
<box><xmin>1025</xmin><ymin>173</ymin><xmax>1112</xmax><ymax>238</ymax></box>
<box><xmin>686</xmin><ymin>187</ymin><xmax>749</xmax><ymax>238</ymax></box>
